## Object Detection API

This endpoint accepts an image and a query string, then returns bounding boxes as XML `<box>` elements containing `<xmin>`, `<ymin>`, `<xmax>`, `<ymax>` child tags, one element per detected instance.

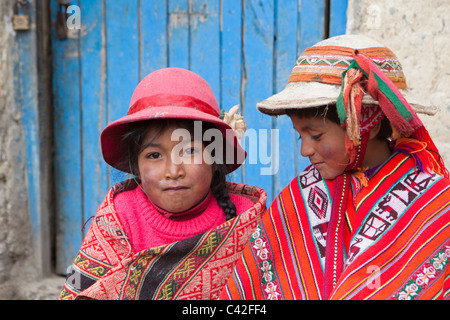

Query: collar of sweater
<box><xmin>134</xmin><ymin>187</ymin><xmax>226</xmax><ymax>240</ymax></box>
<box><xmin>153</xmin><ymin>190</ymin><xmax>212</xmax><ymax>219</ymax></box>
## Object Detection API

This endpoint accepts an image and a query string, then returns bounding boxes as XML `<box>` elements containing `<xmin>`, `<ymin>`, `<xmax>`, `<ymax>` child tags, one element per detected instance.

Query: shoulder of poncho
<box><xmin>226</xmin><ymin>181</ymin><xmax>267</xmax><ymax>207</ymax></box>
<box><xmin>85</xmin><ymin>185</ymin><xmax>133</xmax><ymax>259</ymax></box>
<box><xmin>286</xmin><ymin>165</ymin><xmax>327</xmax><ymax>191</ymax></box>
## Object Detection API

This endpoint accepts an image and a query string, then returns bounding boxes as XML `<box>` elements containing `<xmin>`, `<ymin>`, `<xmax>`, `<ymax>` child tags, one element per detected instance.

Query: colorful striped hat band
<box><xmin>289</xmin><ymin>46</ymin><xmax>421</xmax><ymax>134</ymax></box>
<box><xmin>289</xmin><ymin>46</ymin><xmax>406</xmax><ymax>88</ymax></box>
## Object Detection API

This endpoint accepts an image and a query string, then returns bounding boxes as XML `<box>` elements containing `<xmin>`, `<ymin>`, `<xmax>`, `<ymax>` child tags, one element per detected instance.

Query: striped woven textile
<box><xmin>59</xmin><ymin>181</ymin><xmax>266</xmax><ymax>300</ymax></box>
<box><xmin>289</xmin><ymin>46</ymin><xmax>406</xmax><ymax>89</ymax></box>
<box><xmin>220</xmin><ymin>151</ymin><xmax>450</xmax><ymax>300</ymax></box>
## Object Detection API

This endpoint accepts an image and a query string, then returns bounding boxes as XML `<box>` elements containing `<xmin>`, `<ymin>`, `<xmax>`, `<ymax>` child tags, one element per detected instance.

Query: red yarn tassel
<box><xmin>411</xmin><ymin>126</ymin><xmax>449</xmax><ymax>179</ymax></box>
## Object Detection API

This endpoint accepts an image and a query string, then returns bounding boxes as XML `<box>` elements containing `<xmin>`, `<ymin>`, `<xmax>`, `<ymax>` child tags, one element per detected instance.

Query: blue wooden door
<box><xmin>51</xmin><ymin>0</ymin><xmax>347</xmax><ymax>274</ymax></box>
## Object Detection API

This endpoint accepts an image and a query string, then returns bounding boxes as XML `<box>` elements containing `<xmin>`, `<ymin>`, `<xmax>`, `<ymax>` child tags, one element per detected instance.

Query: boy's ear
<box><xmin>369</xmin><ymin>121</ymin><xmax>382</xmax><ymax>140</ymax></box>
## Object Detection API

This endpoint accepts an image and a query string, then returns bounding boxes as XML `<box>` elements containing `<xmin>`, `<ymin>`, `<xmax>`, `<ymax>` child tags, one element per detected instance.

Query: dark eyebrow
<box><xmin>139</xmin><ymin>136</ymin><xmax>195</xmax><ymax>154</ymax></box>
<box><xmin>294</xmin><ymin>124</ymin><xmax>321</xmax><ymax>133</ymax></box>
<box><xmin>138</xmin><ymin>141</ymin><xmax>161</xmax><ymax>156</ymax></box>
<box><xmin>140</xmin><ymin>141</ymin><xmax>160</xmax><ymax>150</ymax></box>
<box><xmin>299</xmin><ymin>119</ymin><xmax>328</xmax><ymax>131</ymax></box>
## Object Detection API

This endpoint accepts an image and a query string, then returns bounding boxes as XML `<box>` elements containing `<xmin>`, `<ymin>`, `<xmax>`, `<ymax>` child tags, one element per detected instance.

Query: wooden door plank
<box><xmin>242</xmin><ymin>0</ymin><xmax>275</xmax><ymax>202</ymax></box>
<box><xmin>79</xmin><ymin>0</ymin><xmax>109</xmax><ymax>235</ymax></box>
<box><xmin>329</xmin><ymin>0</ymin><xmax>348</xmax><ymax>36</ymax></box>
<box><xmin>221</xmin><ymin>0</ymin><xmax>243</xmax><ymax>184</ymax></box>
<box><xmin>299</xmin><ymin>0</ymin><xmax>325</xmax><ymax>52</ymax></box>
<box><xmin>16</xmin><ymin>0</ymin><xmax>53</xmax><ymax>275</ymax></box>
<box><xmin>168</xmin><ymin>0</ymin><xmax>190</xmax><ymax>68</ymax></box>
<box><xmin>190</xmin><ymin>0</ymin><xmax>220</xmax><ymax>99</ymax></box>
<box><xmin>273</xmin><ymin>0</ymin><xmax>303</xmax><ymax>195</ymax></box>
<box><xmin>105</xmin><ymin>0</ymin><xmax>140</xmax><ymax>184</ymax></box>
<box><xmin>51</xmin><ymin>0</ymin><xmax>83</xmax><ymax>274</ymax></box>
<box><xmin>140</xmin><ymin>0</ymin><xmax>168</xmax><ymax>78</ymax></box>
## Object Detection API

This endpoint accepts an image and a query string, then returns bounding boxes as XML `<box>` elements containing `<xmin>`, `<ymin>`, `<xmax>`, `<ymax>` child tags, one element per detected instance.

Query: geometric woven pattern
<box><xmin>60</xmin><ymin>180</ymin><xmax>266</xmax><ymax>300</ymax></box>
<box><xmin>221</xmin><ymin>149</ymin><xmax>450</xmax><ymax>300</ymax></box>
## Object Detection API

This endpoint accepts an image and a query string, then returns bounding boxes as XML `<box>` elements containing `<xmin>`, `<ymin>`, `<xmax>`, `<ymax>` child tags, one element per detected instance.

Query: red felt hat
<box><xmin>101</xmin><ymin>67</ymin><xmax>246</xmax><ymax>174</ymax></box>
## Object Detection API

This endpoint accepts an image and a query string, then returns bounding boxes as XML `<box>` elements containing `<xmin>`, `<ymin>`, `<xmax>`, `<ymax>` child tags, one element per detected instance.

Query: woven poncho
<box><xmin>221</xmin><ymin>145</ymin><xmax>450</xmax><ymax>300</ymax></box>
<box><xmin>60</xmin><ymin>181</ymin><xmax>266</xmax><ymax>300</ymax></box>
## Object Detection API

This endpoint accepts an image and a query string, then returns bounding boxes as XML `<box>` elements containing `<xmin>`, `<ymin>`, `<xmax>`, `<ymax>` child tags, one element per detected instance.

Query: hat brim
<box><xmin>101</xmin><ymin>106</ymin><xmax>246</xmax><ymax>174</ymax></box>
<box><xmin>256</xmin><ymin>82</ymin><xmax>437</xmax><ymax>116</ymax></box>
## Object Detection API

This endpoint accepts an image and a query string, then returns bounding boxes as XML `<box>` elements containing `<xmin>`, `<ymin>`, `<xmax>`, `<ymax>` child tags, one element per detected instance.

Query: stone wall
<box><xmin>347</xmin><ymin>0</ymin><xmax>450</xmax><ymax>164</ymax></box>
<box><xmin>0</xmin><ymin>0</ymin><xmax>37</xmax><ymax>298</ymax></box>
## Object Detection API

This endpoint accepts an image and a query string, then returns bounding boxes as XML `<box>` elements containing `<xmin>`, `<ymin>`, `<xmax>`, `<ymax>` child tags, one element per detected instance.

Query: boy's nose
<box><xmin>300</xmin><ymin>140</ymin><xmax>314</xmax><ymax>158</ymax></box>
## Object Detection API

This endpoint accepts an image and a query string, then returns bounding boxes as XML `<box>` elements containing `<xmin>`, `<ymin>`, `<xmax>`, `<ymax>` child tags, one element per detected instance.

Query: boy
<box><xmin>220</xmin><ymin>35</ymin><xmax>450</xmax><ymax>300</ymax></box>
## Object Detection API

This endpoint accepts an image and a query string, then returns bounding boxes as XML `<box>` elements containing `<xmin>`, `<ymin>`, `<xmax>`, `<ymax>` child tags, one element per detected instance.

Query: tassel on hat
<box><xmin>337</xmin><ymin>50</ymin><xmax>449</xmax><ymax>179</ymax></box>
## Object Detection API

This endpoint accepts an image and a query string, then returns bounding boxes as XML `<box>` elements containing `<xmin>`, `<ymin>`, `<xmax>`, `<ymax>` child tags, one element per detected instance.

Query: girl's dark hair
<box><xmin>286</xmin><ymin>104</ymin><xmax>392</xmax><ymax>141</ymax></box>
<box><xmin>119</xmin><ymin>119</ymin><xmax>237</xmax><ymax>220</ymax></box>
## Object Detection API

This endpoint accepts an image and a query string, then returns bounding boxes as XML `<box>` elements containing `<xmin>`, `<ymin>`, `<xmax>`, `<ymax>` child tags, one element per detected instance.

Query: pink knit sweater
<box><xmin>114</xmin><ymin>186</ymin><xmax>254</xmax><ymax>252</ymax></box>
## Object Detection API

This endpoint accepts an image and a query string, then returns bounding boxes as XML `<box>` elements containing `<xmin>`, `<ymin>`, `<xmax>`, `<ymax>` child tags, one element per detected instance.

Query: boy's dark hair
<box><xmin>286</xmin><ymin>104</ymin><xmax>392</xmax><ymax>141</ymax></box>
<box><xmin>119</xmin><ymin>119</ymin><xmax>237</xmax><ymax>220</ymax></box>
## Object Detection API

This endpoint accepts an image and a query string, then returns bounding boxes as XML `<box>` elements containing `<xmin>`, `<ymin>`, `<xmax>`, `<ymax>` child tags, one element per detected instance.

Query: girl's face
<box><xmin>137</xmin><ymin>124</ymin><xmax>213</xmax><ymax>213</ymax></box>
<box><xmin>290</xmin><ymin>114</ymin><xmax>349</xmax><ymax>180</ymax></box>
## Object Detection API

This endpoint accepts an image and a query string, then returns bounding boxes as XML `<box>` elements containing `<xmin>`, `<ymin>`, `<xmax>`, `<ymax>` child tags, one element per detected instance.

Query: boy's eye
<box><xmin>311</xmin><ymin>133</ymin><xmax>323</xmax><ymax>141</ymax></box>
<box><xmin>146</xmin><ymin>152</ymin><xmax>161</xmax><ymax>159</ymax></box>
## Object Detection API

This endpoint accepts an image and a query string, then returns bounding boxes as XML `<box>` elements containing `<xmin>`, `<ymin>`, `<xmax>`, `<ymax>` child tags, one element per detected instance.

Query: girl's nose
<box><xmin>165</xmin><ymin>157</ymin><xmax>185</xmax><ymax>180</ymax></box>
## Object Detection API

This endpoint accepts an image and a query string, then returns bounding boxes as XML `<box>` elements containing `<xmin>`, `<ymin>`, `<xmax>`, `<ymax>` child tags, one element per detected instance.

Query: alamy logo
<box><xmin>366</xmin><ymin>265</ymin><xmax>381</xmax><ymax>290</ymax></box>
<box><xmin>170</xmin><ymin>121</ymin><xmax>279</xmax><ymax>176</ymax></box>
<box><xmin>66</xmin><ymin>5</ymin><xmax>81</xmax><ymax>30</ymax></box>
<box><xmin>66</xmin><ymin>265</ymin><xmax>81</xmax><ymax>291</ymax></box>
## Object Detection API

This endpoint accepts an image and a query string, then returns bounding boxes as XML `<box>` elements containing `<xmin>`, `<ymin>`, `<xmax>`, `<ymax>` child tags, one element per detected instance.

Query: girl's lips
<box><xmin>163</xmin><ymin>186</ymin><xmax>188</xmax><ymax>192</ymax></box>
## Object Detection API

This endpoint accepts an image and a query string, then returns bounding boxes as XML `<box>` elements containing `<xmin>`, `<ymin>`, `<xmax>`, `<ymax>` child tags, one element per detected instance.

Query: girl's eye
<box><xmin>311</xmin><ymin>133</ymin><xmax>323</xmax><ymax>141</ymax></box>
<box><xmin>146</xmin><ymin>152</ymin><xmax>161</xmax><ymax>159</ymax></box>
<box><xmin>184</xmin><ymin>147</ymin><xmax>198</xmax><ymax>155</ymax></box>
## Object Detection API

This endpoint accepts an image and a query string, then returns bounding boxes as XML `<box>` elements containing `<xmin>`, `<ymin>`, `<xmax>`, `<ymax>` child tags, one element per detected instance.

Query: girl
<box><xmin>60</xmin><ymin>68</ymin><xmax>267</xmax><ymax>300</ymax></box>
<box><xmin>221</xmin><ymin>35</ymin><xmax>450</xmax><ymax>300</ymax></box>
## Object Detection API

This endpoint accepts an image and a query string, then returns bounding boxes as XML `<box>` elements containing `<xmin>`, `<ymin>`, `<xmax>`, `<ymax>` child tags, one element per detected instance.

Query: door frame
<box><xmin>15</xmin><ymin>0</ymin><xmax>54</xmax><ymax>277</ymax></box>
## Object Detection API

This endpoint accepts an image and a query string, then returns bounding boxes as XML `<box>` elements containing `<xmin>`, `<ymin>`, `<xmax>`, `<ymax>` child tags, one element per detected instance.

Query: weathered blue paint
<box><xmin>242</xmin><ymin>0</ymin><xmax>275</xmax><ymax>202</ymax></box>
<box><xmin>221</xmin><ymin>0</ymin><xmax>243</xmax><ymax>184</ymax></box>
<box><xmin>78</xmin><ymin>0</ymin><xmax>108</xmax><ymax>237</ymax></box>
<box><xmin>52</xmin><ymin>0</ymin><xmax>84</xmax><ymax>274</ymax></box>
<box><xmin>299</xmin><ymin>0</ymin><xmax>326</xmax><ymax>51</ymax></box>
<box><xmin>15</xmin><ymin>0</ymin><xmax>43</xmax><ymax>265</ymax></box>
<box><xmin>169</xmin><ymin>0</ymin><xmax>190</xmax><ymax>69</ymax></box>
<box><xmin>294</xmin><ymin>0</ymin><xmax>327</xmax><ymax>180</ymax></box>
<box><xmin>140</xmin><ymin>0</ymin><xmax>168</xmax><ymax>76</ymax></box>
<box><xmin>274</xmin><ymin>0</ymin><xmax>309</xmax><ymax>195</ymax></box>
<box><xmin>190</xmin><ymin>0</ymin><xmax>221</xmax><ymax>98</ymax></box>
<box><xmin>330</xmin><ymin>0</ymin><xmax>348</xmax><ymax>37</ymax></box>
<box><xmin>106</xmin><ymin>0</ymin><xmax>140</xmax><ymax>186</ymax></box>
<box><xmin>51</xmin><ymin>0</ymin><xmax>348</xmax><ymax>273</ymax></box>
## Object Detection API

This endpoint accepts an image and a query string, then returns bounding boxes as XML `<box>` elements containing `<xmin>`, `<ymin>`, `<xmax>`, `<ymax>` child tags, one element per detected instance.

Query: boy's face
<box><xmin>137</xmin><ymin>124</ymin><xmax>213</xmax><ymax>213</ymax></box>
<box><xmin>290</xmin><ymin>114</ymin><xmax>349</xmax><ymax>180</ymax></box>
